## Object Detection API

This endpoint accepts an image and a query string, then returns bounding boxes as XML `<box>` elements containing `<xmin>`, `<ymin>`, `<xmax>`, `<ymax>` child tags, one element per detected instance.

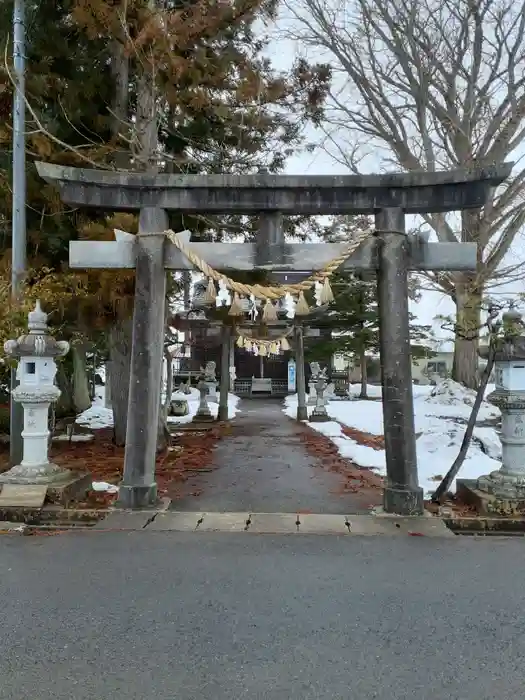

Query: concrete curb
<box><xmin>94</xmin><ymin>510</ymin><xmax>455</xmax><ymax>536</ymax></box>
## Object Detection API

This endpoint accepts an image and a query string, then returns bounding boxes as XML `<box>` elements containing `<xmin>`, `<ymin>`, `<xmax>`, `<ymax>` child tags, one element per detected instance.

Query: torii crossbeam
<box><xmin>36</xmin><ymin>161</ymin><xmax>511</xmax><ymax>515</ymax></box>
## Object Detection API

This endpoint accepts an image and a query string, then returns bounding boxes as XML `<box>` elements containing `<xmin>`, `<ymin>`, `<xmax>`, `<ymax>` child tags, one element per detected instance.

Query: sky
<box><xmin>260</xmin><ymin>6</ymin><xmax>524</xmax><ymax>353</ymax></box>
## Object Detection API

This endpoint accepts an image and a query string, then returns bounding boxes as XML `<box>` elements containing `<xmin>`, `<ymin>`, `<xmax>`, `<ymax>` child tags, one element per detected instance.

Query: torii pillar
<box><xmin>36</xmin><ymin>162</ymin><xmax>511</xmax><ymax>514</ymax></box>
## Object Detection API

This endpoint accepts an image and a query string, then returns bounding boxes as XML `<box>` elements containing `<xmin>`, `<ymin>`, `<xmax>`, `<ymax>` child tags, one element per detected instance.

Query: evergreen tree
<box><xmin>0</xmin><ymin>0</ymin><xmax>330</xmax><ymax>441</ymax></box>
<box><xmin>307</xmin><ymin>271</ymin><xmax>434</xmax><ymax>398</ymax></box>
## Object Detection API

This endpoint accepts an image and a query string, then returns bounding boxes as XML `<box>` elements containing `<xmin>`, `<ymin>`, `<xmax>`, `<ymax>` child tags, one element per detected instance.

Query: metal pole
<box><xmin>375</xmin><ymin>207</ymin><xmax>423</xmax><ymax>515</ymax></box>
<box><xmin>10</xmin><ymin>0</ymin><xmax>27</xmax><ymax>466</ymax></box>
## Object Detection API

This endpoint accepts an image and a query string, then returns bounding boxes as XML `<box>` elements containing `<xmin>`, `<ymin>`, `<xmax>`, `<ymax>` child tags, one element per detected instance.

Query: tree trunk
<box><xmin>55</xmin><ymin>361</ymin><xmax>75</xmax><ymax>417</ymax></box>
<box><xmin>72</xmin><ymin>343</ymin><xmax>92</xmax><ymax>413</ymax></box>
<box><xmin>109</xmin><ymin>38</ymin><xmax>130</xmax><ymax>168</ymax></box>
<box><xmin>359</xmin><ymin>350</ymin><xmax>368</xmax><ymax>398</ymax></box>
<box><xmin>162</xmin><ymin>348</ymin><xmax>173</xmax><ymax>423</ymax></box>
<box><xmin>157</xmin><ymin>406</ymin><xmax>170</xmax><ymax>453</ymax></box>
<box><xmin>108</xmin><ymin>319</ymin><xmax>133</xmax><ymax>446</ymax></box>
<box><xmin>452</xmin><ymin>285</ymin><xmax>482</xmax><ymax>390</ymax></box>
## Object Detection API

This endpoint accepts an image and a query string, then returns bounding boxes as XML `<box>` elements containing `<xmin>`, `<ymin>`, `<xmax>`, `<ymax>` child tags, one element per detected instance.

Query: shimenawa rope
<box><xmin>164</xmin><ymin>227</ymin><xmax>373</xmax><ymax>317</ymax></box>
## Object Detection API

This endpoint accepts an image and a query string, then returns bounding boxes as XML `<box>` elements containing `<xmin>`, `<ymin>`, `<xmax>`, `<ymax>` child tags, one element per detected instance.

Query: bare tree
<box><xmin>284</xmin><ymin>0</ymin><xmax>525</xmax><ymax>388</ymax></box>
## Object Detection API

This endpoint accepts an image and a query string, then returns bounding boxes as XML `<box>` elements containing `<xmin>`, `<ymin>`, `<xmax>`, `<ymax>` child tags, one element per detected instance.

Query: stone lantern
<box><xmin>475</xmin><ymin>308</ymin><xmax>525</xmax><ymax>503</ymax></box>
<box><xmin>0</xmin><ymin>301</ymin><xmax>71</xmax><ymax>485</ymax></box>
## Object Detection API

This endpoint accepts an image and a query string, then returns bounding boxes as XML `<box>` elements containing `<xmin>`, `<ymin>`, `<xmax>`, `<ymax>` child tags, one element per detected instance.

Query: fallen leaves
<box><xmin>0</xmin><ymin>424</ymin><xmax>228</xmax><ymax>509</ymax></box>
<box><xmin>340</xmin><ymin>425</ymin><xmax>385</xmax><ymax>450</ymax></box>
<box><xmin>298</xmin><ymin>424</ymin><xmax>383</xmax><ymax>501</ymax></box>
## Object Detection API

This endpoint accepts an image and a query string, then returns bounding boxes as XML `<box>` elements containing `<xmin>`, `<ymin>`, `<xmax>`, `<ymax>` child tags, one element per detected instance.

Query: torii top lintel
<box><xmin>35</xmin><ymin>162</ymin><xmax>512</xmax><ymax>216</ymax></box>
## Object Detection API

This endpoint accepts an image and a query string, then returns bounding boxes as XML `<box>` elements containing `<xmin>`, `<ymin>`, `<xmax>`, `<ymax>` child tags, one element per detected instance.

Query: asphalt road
<box><xmin>1</xmin><ymin>532</ymin><xmax>524</xmax><ymax>700</ymax></box>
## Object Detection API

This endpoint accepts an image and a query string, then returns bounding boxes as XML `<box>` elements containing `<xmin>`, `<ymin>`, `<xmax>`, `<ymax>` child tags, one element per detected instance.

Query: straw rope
<box><xmin>164</xmin><ymin>227</ymin><xmax>373</xmax><ymax>301</ymax></box>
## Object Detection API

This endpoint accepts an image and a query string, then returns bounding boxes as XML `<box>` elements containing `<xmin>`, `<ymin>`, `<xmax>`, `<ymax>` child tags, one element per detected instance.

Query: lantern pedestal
<box><xmin>309</xmin><ymin>378</ymin><xmax>333</xmax><ymax>423</ymax></box>
<box><xmin>204</xmin><ymin>381</ymin><xmax>218</xmax><ymax>403</ymax></box>
<box><xmin>192</xmin><ymin>380</ymin><xmax>215</xmax><ymax>423</ymax></box>
<box><xmin>459</xmin><ymin>310</ymin><xmax>525</xmax><ymax>515</ymax></box>
<box><xmin>459</xmin><ymin>392</ymin><xmax>525</xmax><ymax>514</ymax></box>
<box><xmin>307</xmin><ymin>381</ymin><xmax>317</xmax><ymax>406</ymax></box>
<box><xmin>456</xmin><ymin>479</ymin><xmax>525</xmax><ymax>517</ymax></box>
<box><xmin>0</xmin><ymin>301</ymin><xmax>92</xmax><ymax>505</ymax></box>
<box><xmin>0</xmin><ymin>390</ymin><xmax>71</xmax><ymax>485</ymax></box>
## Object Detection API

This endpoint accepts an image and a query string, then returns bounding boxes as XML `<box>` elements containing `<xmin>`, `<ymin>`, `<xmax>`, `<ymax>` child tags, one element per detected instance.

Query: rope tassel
<box><xmin>320</xmin><ymin>278</ymin><xmax>334</xmax><ymax>304</ymax></box>
<box><xmin>262</xmin><ymin>299</ymin><xmax>278</xmax><ymax>322</ymax></box>
<box><xmin>228</xmin><ymin>293</ymin><xmax>244</xmax><ymax>316</ymax></box>
<box><xmin>203</xmin><ymin>277</ymin><xmax>217</xmax><ymax>304</ymax></box>
<box><xmin>295</xmin><ymin>291</ymin><xmax>310</xmax><ymax>316</ymax></box>
<box><xmin>280</xmin><ymin>337</ymin><xmax>291</xmax><ymax>351</ymax></box>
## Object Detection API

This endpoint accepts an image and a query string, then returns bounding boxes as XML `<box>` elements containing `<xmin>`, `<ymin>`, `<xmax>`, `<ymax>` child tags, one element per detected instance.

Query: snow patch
<box><xmin>76</xmin><ymin>405</ymin><xmax>114</xmax><ymax>430</ymax></box>
<box><xmin>92</xmin><ymin>481</ymin><xmax>119</xmax><ymax>494</ymax></box>
<box><xmin>167</xmin><ymin>392</ymin><xmax>241</xmax><ymax>424</ymax></box>
<box><xmin>284</xmin><ymin>380</ymin><xmax>502</xmax><ymax>498</ymax></box>
<box><xmin>53</xmin><ymin>433</ymin><xmax>94</xmax><ymax>442</ymax></box>
<box><xmin>74</xmin><ymin>385</ymin><xmax>241</xmax><ymax>430</ymax></box>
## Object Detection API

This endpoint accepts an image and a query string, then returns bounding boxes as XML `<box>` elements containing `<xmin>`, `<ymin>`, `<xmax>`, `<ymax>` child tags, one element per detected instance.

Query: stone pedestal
<box><xmin>308</xmin><ymin>381</ymin><xmax>317</xmax><ymax>406</ymax></box>
<box><xmin>457</xmin><ymin>478</ymin><xmax>525</xmax><ymax>516</ymax></box>
<box><xmin>205</xmin><ymin>380</ymin><xmax>218</xmax><ymax>403</ymax></box>
<box><xmin>467</xmin><ymin>315</ymin><xmax>525</xmax><ymax>514</ymax></box>
<box><xmin>324</xmin><ymin>382</ymin><xmax>336</xmax><ymax>401</ymax></box>
<box><xmin>0</xmin><ymin>396</ymin><xmax>72</xmax><ymax>485</ymax></box>
<box><xmin>193</xmin><ymin>380</ymin><xmax>214</xmax><ymax>422</ymax></box>
<box><xmin>309</xmin><ymin>381</ymin><xmax>332</xmax><ymax>423</ymax></box>
<box><xmin>471</xmin><ymin>392</ymin><xmax>525</xmax><ymax>512</ymax></box>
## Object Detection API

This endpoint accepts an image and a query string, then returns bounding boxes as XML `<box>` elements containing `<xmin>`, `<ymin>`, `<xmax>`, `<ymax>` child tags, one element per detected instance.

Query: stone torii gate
<box><xmin>36</xmin><ymin>162</ymin><xmax>511</xmax><ymax>515</ymax></box>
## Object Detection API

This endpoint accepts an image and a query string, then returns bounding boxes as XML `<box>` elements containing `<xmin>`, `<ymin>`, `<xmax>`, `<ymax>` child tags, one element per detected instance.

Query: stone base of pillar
<box><xmin>217</xmin><ymin>404</ymin><xmax>229</xmax><ymax>421</ymax></box>
<box><xmin>383</xmin><ymin>486</ymin><xmax>424</xmax><ymax>516</ymax></box>
<box><xmin>296</xmin><ymin>405</ymin><xmax>308</xmax><ymax>421</ymax></box>
<box><xmin>193</xmin><ymin>408</ymin><xmax>214</xmax><ymax>422</ymax></box>
<box><xmin>457</xmin><ymin>478</ymin><xmax>525</xmax><ymax>516</ymax></box>
<box><xmin>115</xmin><ymin>482</ymin><xmax>157</xmax><ymax>509</ymax></box>
<box><xmin>477</xmin><ymin>470</ymin><xmax>525</xmax><ymax>499</ymax></box>
<box><xmin>309</xmin><ymin>409</ymin><xmax>332</xmax><ymax>423</ymax></box>
<box><xmin>0</xmin><ymin>461</ymin><xmax>72</xmax><ymax>485</ymax></box>
<box><xmin>46</xmin><ymin>471</ymin><xmax>92</xmax><ymax>506</ymax></box>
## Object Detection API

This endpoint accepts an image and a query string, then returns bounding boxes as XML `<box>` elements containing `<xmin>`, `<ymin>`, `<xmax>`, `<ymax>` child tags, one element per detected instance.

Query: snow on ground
<box><xmin>75</xmin><ymin>384</ymin><xmax>114</xmax><ymax>430</ymax></box>
<box><xmin>284</xmin><ymin>379</ymin><xmax>502</xmax><ymax>498</ymax></box>
<box><xmin>167</xmin><ymin>388</ymin><xmax>241</xmax><ymax>424</ymax></box>
<box><xmin>92</xmin><ymin>481</ymin><xmax>119</xmax><ymax>494</ymax></box>
<box><xmin>75</xmin><ymin>405</ymin><xmax>114</xmax><ymax>430</ymax></box>
<box><xmin>76</xmin><ymin>385</ymin><xmax>241</xmax><ymax>430</ymax></box>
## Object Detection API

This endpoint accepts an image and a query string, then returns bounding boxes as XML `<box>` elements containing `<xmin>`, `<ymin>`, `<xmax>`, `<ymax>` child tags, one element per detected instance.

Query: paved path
<box><xmin>170</xmin><ymin>399</ymin><xmax>379</xmax><ymax>514</ymax></box>
<box><xmin>1</xmin><ymin>532</ymin><xmax>525</xmax><ymax>700</ymax></box>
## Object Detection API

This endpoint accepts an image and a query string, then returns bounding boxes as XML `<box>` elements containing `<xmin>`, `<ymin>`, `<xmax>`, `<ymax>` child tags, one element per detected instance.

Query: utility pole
<box><xmin>10</xmin><ymin>0</ymin><xmax>27</xmax><ymax>465</ymax></box>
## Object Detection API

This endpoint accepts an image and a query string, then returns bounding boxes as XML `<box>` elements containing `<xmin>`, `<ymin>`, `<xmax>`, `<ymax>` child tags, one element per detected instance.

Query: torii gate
<box><xmin>36</xmin><ymin>162</ymin><xmax>511</xmax><ymax>515</ymax></box>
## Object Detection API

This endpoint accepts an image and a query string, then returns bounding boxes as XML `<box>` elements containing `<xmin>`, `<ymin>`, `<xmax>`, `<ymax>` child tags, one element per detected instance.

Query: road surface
<box><xmin>0</xmin><ymin>531</ymin><xmax>524</xmax><ymax>699</ymax></box>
